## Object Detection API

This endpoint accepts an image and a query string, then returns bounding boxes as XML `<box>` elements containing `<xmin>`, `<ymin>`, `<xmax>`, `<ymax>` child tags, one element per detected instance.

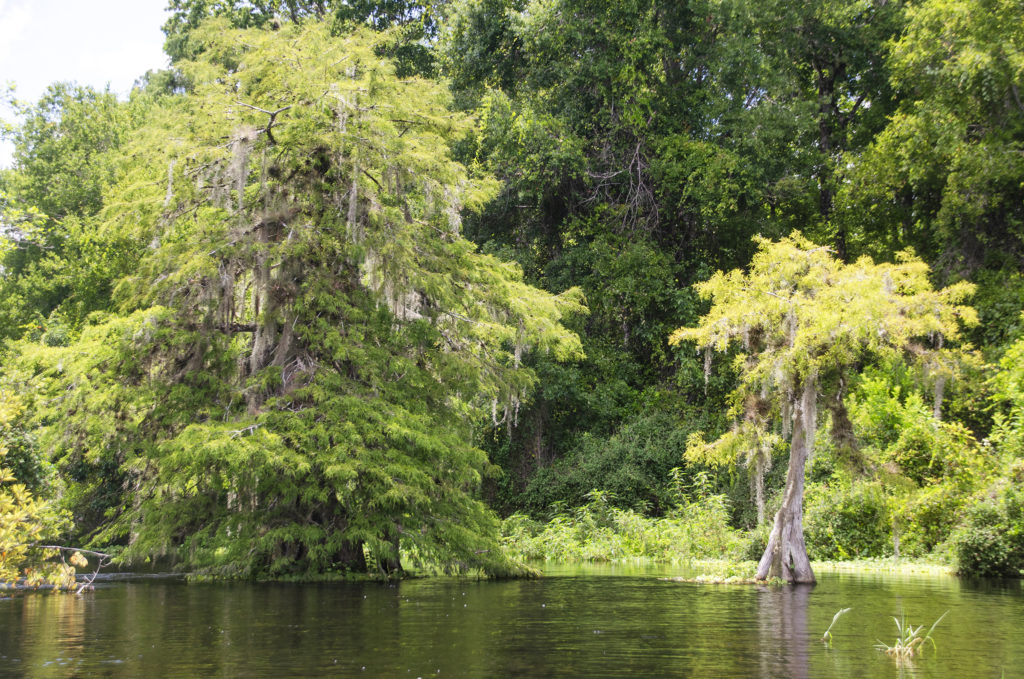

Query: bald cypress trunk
<box><xmin>335</xmin><ymin>540</ymin><xmax>367</xmax><ymax>573</ymax></box>
<box><xmin>757</xmin><ymin>375</ymin><xmax>817</xmax><ymax>584</ymax></box>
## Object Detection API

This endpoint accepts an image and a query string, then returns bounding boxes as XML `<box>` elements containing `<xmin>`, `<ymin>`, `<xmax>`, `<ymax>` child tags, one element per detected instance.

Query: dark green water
<box><xmin>1</xmin><ymin>563</ymin><xmax>1021</xmax><ymax>678</ymax></box>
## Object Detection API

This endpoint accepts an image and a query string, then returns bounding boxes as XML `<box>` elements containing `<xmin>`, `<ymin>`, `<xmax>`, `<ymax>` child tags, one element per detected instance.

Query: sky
<box><xmin>0</xmin><ymin>0</ymin><xmax>170</xmax><ymax>168</ymax></box>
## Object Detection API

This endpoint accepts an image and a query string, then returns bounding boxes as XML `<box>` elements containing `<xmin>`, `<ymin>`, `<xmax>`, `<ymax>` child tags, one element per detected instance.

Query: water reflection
<box><xmin>0</xmin><ymin>567</ymin><xmax>1022</xmax><ymax>678</ymax></box>
<box><xmin>756</xmin><ymin>584</ymin><xmax>811</xmax><ymax>679</ymax></box>
<box><xmin>17</xmin><ymin>593</ymin><xmax>88</xmax><ymax>678</ymax></box>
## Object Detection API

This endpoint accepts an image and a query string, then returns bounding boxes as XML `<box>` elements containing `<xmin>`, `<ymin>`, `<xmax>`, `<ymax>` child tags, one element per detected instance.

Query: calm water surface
<box><xmin>1</xmin><ymin>563</ymin><xmax>1021</xmax><ymax>678</ymax></box>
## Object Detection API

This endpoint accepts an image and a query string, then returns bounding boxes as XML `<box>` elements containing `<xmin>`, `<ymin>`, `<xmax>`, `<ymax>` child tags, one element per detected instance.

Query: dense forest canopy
<box><xmin>1</xmin><ymin>0</ymin><xmax>1023</xmax><ymax>581</ymax></box>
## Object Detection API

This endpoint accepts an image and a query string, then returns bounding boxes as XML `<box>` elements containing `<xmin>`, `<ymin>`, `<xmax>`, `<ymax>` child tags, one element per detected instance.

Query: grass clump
<box><xmin>875</xmin><ymin>611</ymin><xmax>948</xmax><ymax>660</ymax></box>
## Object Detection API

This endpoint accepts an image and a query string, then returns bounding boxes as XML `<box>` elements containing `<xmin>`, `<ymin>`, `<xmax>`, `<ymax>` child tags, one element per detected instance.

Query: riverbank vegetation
<box><xmin>1</xmin><ymin>0</ymin><xmax>1023</xmax><ymax>581</ymax></box>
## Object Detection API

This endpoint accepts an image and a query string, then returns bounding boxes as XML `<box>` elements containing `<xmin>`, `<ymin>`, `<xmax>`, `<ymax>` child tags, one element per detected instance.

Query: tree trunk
<box><xmin>932</xmin><ymin>375</ymin><xmax>946</xmax><ymax>420</ymax></box>
<box><xmin>334</xmin><ymin>540</ymin><xmax>368</xmax><ymax>573</ymax></box>
<box><xmin>753</xmin><ymin>456</ymin><xmax>766</xmax><ymax>526</ymax></box>
<box><xmin>378</xmin><ymin>531</ymin><xmax>403</xmax><ymax>579</ymax></box>
<box><xmin>757</xmin><ymin>376</ymin><xmax>817</xmax><ymax>583</ymax></box>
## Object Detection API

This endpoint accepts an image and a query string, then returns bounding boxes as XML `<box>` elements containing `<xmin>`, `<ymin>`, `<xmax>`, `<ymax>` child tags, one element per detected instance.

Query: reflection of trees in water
<box><xmin>19</xmin><ymin>593</ymin><xmax>87</xmax><ymax>678</ymax></box>
<box><xmin>757</xmin><ymin>584</ymin><xmax>811</xmax><ymax>679</ymax></box>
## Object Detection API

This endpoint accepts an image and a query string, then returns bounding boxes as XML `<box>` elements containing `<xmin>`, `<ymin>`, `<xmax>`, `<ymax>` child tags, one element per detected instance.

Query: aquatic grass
<box><xmin>661</xmin><ymin>560</ymin><xmax>773</xmax><ymax>584</ymax></box>
<box><xmin>812</xmin><ymin>558</ymin><xmax>954</xmax><ymax>576</ymax></box>
<box><xmin>875</xmin><ymin>610</ymin><xmax>949</xmax><ymax>660</ymax></box>
<box><xmin>821</xmin><ymin>607</ymin><xmax>852</xmax><ymax>643</ymax></box>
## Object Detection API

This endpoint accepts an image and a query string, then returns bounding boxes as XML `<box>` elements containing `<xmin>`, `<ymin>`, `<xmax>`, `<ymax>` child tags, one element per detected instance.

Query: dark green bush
<box><xmin>517</xmin><ymin>413</ymin><xmax>706</xmax><ymax>515</ymax></box>
<box><xmin>897</xmin><ymin>483</ymin><xmax>963</xmax><ymax>557</ymax></box>
<box><xmin>740</xmin><ymin>524</ymin><xmax>771</xmax><ymax>562</ymax></box>
<box><xmin>805</xmin><ymin>481</ymin><xmax>892</xmax><ymax>560</ymax></box>
<box><xmin>952</xmin><ymin>482</ymin><xmax>1024</xmax><ymax>578</ymax></box>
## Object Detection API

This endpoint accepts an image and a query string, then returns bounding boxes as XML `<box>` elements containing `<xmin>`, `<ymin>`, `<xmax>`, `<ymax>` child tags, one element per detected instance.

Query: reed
<box><xmin>875</xmin><ymin>610</ymin><xmax>948</xmax><ymax>660</ymax></box>
<box><xmin>821</xmin><ymin>607</ymin><xmax>852</xmax><ymax>643</ymax></box>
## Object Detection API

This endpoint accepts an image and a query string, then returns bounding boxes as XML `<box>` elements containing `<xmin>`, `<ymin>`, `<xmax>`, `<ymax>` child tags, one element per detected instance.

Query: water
<box><xmin>1</xmin><ymin>564</ymin><xmax>1022</xmax><ymax>678</ymax></box>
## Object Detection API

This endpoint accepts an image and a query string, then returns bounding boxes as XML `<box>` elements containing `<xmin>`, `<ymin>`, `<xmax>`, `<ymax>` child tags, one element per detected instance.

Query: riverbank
<box><xmin>500</xmin><ymin>496</ymin><xmax>964</xmax><ymax>581</ymax></box>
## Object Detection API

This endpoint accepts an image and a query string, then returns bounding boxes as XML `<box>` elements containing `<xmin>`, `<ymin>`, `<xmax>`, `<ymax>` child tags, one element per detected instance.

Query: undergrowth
<box><xmin>501</xmin><ymin>490</ymin><xmax>746</xmax><ymax>563</ymax></box>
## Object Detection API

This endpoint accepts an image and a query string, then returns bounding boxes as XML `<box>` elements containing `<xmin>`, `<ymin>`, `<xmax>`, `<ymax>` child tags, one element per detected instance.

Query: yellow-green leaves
<box><xmin>670</xmin><ymin>232</ymin><xmax>977</xmax><ymax>400</ymax></box>
<box><xmin>16</xmin><ymin>19</ymin><xmax>585</xmax><ymax>579</ymax></box>
<box><xmin>0</xmin><ymin>392</ymin><xmax>49</xmax><ymax>585</ymax></box>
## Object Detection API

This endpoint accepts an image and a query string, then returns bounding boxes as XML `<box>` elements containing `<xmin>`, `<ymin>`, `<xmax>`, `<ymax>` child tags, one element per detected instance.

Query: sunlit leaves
<box><xmin>671</xmin><ymin>233</ymin><xmax>977</xmax><ymax>406</ymax></box>
<box><xmin>11</xmin><ymin>20</ymin><xmax>583</xmax><ymax>578</ymax></box>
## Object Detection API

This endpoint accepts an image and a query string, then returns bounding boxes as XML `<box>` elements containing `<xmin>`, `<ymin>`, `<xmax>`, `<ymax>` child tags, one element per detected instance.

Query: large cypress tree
<box><xmin>15</xmin><ymin>20</ymin><xmax>583</xmax><ymax>578</ymax></box>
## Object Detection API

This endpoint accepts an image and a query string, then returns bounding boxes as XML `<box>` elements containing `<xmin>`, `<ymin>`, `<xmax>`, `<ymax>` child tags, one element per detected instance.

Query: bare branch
<box><xmin>235</xmin><ymin>101</ymin><xmax>293</xmax><ymax>145</ymax></box>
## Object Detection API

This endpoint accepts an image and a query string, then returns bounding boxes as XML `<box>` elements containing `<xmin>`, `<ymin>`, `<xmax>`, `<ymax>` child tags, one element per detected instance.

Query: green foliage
<box><xmin>673</xmin><ymin>233</ymin><xmax>977</xmax><ymax>581</ymax></box>
<box><xmin>4</xmin><ymin>83</ymin><xmax>130</xmax><ymax>219</ymax></box>
<box><xmin>0</xmin><ymin>393</ymin><xmax>47</xmax><ymax>584</ymax></box>
<box><xmin>951</xmin><ymin>471</ymin><xmax>1024</xmax><ymax>577</ymax></box>
<box><xmin>838</xmin><ymin>0</ymin><xmax>1024</xmax><ymax>268</ymax></box>
<box><xmin>514</xmin><ymin>413</ymin><xmax>700</xmax><ymax>515</ymax></box>
<box><xmin>970</xmin><ymin>271</ymin><xmax>1024</xmax><ymax>347</ymax></box>
<box><xmin>9</xmin><ymin>21</ymin><xmax>583</xmax><ymax>580</ymax></box>
<box><xmin>850</xmin><ymin>375</ymin><xmax>988</xmax><ymax>486</ymax></box>
<box><xmin>806</xmin><ymin>368</ymin><xmax>994</xmax><ymax>560</ymax></box>
<box><xmin>502</xmin><ymin>490</ymin><xmax>745</xmax><ymax>563</ymax></box>
<box><xmin>672</xmin><ymin>233</ymin><xmax>977</xmax><ymax>402</ymax></box>
<box><xmin>898</xmin><ymin>483</ymin><xmax>966</xmax><ymax>558</ymax></box>
<box><xmin>443</xmin><ymin>0</ymin><xmax>907</xmax><ymax>524</ymax></box>
<box><xmin>989</xmin><ymin>335</ymin><xmax>1024</xmax><ymax>460</ymax></box>
<box><xmin>163</xmin><ymin>0</ymin><xmax>439</xmax><ymax>75</ymax></box>
<box><xmin>806</xmin><ymin>481</ymin><xmax>893</xmax><ymax>560</ymax></box>
<box><xmin>0</xmin><ymin>83</ymin><xmax>149</xmax><ymax>343</ymax></box>
<box><xmin>3</xmin><ymin>0</ymin><xmax>1024</xmax><ymax>582</ymax></box>
<box><xmin>0</xmin><ymin>391</ymin><xmax>75</xmax><ymax>588</ymax></box>
<box><xmin>11</xmin><ymin>308</ymin><xmax>198</xmax><ymax>537</ymax></box>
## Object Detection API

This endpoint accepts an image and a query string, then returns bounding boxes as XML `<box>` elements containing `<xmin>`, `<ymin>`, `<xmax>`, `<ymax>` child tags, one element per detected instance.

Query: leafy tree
<box><xmin>0</xmin><ymin>83</ymin><xmax>141</xmax><ymax>341</ymax></box>
<box><xmin>0</xmin><ymin>390</ymin><xmax>78</xmax><ymax>588</ymax></box>
<box><xmin>686</xmin><ymin>414</ymin><xmax>782</xmax><ymax>527</ymax></box>
<box><xmin>15</xmin><ymin>20</ymin><xmax>583</xmax><ymax>578</ymax></box>
<box><xmin>671</xmin><ymin>233</ymin><xmax>976</xmax><ymax>582</ymax></box>
<box><xmin>837</xmin><ymin>0</ymin><xmax>1024</xmax><ymax>271</ymax></box>
<box><xmin>163</xmin><ymin>0</ymin><xmax>439</xmax><ymax>75</ymax></box>
<box><xmin>4</xmin><ymin>83</ymin><xmax>129</xmax><ymax>220</ymax></box>
<box><xmin>440</xmin><ymin>1</ymin><xmax>739</xmax><ymax>496</ymax></box>
<box><xmin>750</xmin><ymin>0</ymin><xmax>905</xmax><ymax>259</ymax></box>
<box><xmin>989</xmin><ymin>331</ymin><xmax>1024</xmax><ymax>460</ymax></box>
<box><xmin>0</xmin><ymin>392</ymin><xmax>46</xmax><ymax>584</ymax></box>
<box><xmin>436</xmin><ymin>0</ymin><xmax>914</xmax><ymax>511</ymax></box>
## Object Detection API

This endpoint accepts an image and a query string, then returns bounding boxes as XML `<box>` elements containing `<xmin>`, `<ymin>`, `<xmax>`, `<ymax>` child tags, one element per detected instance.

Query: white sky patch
<box><xmin>0</xmin><ymin>0</ymin><xmax>33</xmax><ymax>68</ymax></box>
<box><xmin>0</xmin><ymin>0</ymin><xmax>170</xmax><ymax>168</ymax></box>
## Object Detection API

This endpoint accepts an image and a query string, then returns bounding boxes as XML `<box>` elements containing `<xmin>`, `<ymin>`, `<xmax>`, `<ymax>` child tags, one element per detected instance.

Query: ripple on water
<box><xmin>0</xmin><ymin>565</ymin><xmax>1020</xmax><ymax>678</ymax></box>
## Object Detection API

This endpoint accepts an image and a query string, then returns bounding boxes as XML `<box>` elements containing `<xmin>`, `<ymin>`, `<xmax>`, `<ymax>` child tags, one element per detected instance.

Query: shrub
<box><xmin>952</xmin><ymin>481</ymin><xmax>1024</xmax><ymax>577</ymax></box>
<box><xmin>740</xmin><ymin>523</ymin><xmax>772</xmax><ymax>562</ymax></box>
<box><xmin>989</xmin><ymin>337</ymin><xmax>1024</xmax><ymax>460</ymax></box>
<box><xmin>0</xmin><ymin>390</ymin><xmax>73</xmax><ymax>587</ymax></box>
<box><xmin>850</xmin><ymin>375</ymin><xmax>987</xmax><ymax>487</ymax></box>
<box><xmin>897</xmin><ymin>483</ymin><xmax>964</xmax><ymax>557</ymax></box>
<box><xmin>500</xmin><ymin>490</ymin><xmax>746</xmax><ymax>563</ymax></box>
<box><xmin>517</xmin><ymin>414</ymin><xmax>709</xmax><ymax>514</ymax></box>
<box><xmin>805</xmin><ymin>481</ymin><xmax>892</xmax><ymax>560</ymax></box>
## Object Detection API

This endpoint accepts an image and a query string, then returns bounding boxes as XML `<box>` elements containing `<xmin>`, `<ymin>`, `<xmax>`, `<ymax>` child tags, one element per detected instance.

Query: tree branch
<box><xmin>236</xmin><ymin>101</ymin><xmax>293</xmax><ymax>145</ymax></box>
